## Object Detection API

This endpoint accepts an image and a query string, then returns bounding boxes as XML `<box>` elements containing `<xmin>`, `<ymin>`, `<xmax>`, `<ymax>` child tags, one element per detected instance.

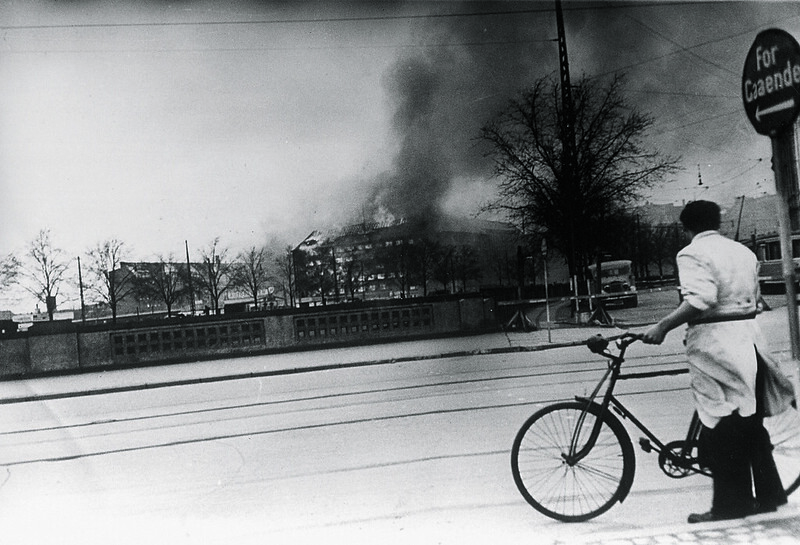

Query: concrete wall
<box><xmin>0</xmin><ymin>336</ymin><xmax>29</xmax><ymax>376</ymax></box>
<box><xmin>0</xmin><ymin>297</ymin><xmax>497</xmax><ymax>379</ymax></box>
<box><xmin>29</xmin><ymin>332</ymin><xmax>78</xmax><ymax>374</ymax></box>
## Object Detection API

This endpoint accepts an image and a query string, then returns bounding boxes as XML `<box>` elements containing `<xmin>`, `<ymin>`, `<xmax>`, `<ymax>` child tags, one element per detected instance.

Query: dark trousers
<box><xmin>697</xmin><ymin>361</ymin><xmax>787</xmax><ymax>515</ymax></box>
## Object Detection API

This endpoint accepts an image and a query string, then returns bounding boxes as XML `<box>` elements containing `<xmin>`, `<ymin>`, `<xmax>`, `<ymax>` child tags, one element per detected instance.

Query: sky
<box><xmin>1</xmin><ymin>0</ymin><xmax>798</xmax><ymax>313</ymax></box>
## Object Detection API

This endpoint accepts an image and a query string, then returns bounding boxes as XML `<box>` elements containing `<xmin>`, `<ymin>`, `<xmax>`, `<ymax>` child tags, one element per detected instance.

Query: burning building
<box><xmin>292</xmin><ymin>215</ymin><xmax>520</xmax><ymax>306</ymax></box>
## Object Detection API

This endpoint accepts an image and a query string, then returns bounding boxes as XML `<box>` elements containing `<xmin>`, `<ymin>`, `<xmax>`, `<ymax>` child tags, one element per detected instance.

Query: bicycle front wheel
<box><xmin>764</xmin><ymin>407</ymin><xmax>800</xmax><ymax>496</ymax></box>
<box><xmin>511</xmin><ymin>401</ymin><xmax>636</xmax><ymax>522</ymax></box>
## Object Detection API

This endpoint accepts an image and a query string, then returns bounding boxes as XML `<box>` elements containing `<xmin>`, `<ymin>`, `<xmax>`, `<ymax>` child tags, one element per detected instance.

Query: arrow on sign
<box><xmin>756</xmin><ymin>98</ymin><xmax>797</xmax><ymax>121</ymax></box>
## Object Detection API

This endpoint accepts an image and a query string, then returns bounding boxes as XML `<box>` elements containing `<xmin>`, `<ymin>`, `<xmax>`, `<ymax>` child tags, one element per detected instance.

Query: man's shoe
<box><xmin>752</xmin><ymin>495</ymin><xmax>788</xmax><ymax>515</ymax></box>
<box><xmin>753</xmin><ymin>502</ymin><xmax>778</xmax><ymax>514</ymax></box>
<box><xmin>687</xmin><ymin>511</ymin><xmax>715</xmax><ymax>524</ymax></box>
<box><xmin>687</xmin><ymin>510</ymin><xmax>749</xmax><ymax>524</ymax></box>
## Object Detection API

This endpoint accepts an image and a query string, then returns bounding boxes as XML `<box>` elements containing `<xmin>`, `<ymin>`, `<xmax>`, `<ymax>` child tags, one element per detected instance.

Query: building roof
<box><xmin>294</xmin><ymin>215</ymin><xmax>517</xmax><ymax>252</ymax></box>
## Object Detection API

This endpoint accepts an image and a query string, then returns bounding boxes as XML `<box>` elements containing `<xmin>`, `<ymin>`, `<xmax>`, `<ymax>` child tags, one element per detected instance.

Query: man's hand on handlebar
<box><xmin>627</xmin><ymin>323</ymin><xmax>667</xmax><ymax>345</ymax></box>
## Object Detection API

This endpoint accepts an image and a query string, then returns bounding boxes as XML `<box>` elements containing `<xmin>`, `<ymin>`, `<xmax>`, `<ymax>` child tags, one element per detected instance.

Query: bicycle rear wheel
<box><xmin>511</xmin><ymin>400</ymin><xmax>636</xmax><ymax>522</ymax></box>
<box><xmin>764</xmin><ymin>407</ymin><xmax>800</xmax><ymax>496</ymax></box>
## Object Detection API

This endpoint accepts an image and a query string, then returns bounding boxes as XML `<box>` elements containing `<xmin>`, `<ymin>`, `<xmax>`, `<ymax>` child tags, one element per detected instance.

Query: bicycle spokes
<box><xmin>511</xmin><ymin>401</ymin><xmax>635</xmax><ymax>522</ymax></box>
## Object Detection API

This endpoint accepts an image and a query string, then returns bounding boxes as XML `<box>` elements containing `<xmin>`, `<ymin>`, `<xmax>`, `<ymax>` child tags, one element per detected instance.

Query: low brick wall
<box><xmin>0</xmin><ymin>297</ymin><xmax>498</xmax><ymax>379</ymax></box>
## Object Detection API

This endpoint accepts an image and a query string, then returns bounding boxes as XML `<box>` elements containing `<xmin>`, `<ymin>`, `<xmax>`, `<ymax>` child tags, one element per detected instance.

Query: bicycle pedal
<box><xmin>639</xmin><ymin>438</ymin><xmax>652</xmax><ymax>453</ymax></box>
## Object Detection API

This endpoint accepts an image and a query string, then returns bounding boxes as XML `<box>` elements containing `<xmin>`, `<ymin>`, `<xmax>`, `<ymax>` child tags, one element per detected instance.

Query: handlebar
<box><xmin>584</xmin><ymin>333</ymin><xmax>687</xmax><ymax>379</ymax></box>
<box><xmin>586</xmin><ymin>333</ymin><xmax>641</xmax><ymax>356</ymax></box>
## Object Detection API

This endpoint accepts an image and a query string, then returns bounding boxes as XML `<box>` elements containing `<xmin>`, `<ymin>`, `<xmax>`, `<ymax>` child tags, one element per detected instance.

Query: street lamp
<box><xmin>541</xmin><ymin>239</ymin><xmax>551</xmax><ymax>343</ymax></box>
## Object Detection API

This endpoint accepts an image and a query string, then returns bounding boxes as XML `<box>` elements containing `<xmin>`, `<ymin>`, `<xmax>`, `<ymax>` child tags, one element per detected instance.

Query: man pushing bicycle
<box><xmin>634</xmin><ymin>200</ymin><xmax>792</xmax><ymax>523</ymax></box>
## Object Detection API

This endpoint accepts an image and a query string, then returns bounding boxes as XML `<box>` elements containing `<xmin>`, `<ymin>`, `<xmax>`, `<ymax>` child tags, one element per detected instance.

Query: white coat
<box><xmin>678</xmin><ymin>231</ymin><xmax>763</xmax><ymax>428</ymax></box>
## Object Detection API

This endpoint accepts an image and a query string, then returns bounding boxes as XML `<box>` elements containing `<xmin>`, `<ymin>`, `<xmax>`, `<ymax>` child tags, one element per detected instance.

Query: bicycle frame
<box><xmin>565</xmin><ymin>336</ymin><xmax>703</xmax><ymax>476</ymax></box>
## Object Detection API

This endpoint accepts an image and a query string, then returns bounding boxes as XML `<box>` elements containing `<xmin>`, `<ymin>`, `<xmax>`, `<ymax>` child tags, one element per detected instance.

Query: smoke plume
<box><xmin>365</xmin><ymin>5</ymin><xmax>557</xmax><ymax>225</ymax></box>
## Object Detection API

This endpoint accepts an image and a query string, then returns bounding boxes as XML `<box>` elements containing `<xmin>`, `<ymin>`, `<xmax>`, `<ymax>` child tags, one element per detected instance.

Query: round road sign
<box><xmin>742</xmin><ymin>28</ymin><xmax>800</xmax><ymax>136</ymax></box>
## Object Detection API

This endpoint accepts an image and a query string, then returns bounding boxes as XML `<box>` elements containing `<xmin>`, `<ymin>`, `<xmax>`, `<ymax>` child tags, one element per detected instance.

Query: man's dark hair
<box><xmin>680</xmin><ymin>200</ymin><xmax>721</xmax><ymax>233</ymax></box>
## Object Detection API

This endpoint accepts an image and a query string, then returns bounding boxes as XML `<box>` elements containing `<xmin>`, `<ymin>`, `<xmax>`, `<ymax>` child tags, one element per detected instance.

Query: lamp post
<box><xmin>542</xmin><ymin>239</ymin><xmax>552</xmax><ymax>343</ymax></box>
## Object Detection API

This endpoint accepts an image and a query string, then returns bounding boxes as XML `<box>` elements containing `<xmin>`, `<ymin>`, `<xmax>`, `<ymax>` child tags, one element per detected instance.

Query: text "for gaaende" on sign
<box><xmin>743</xmin><ymin>45</ymin><xmax>800</xmax><ymax>103</ymax></box>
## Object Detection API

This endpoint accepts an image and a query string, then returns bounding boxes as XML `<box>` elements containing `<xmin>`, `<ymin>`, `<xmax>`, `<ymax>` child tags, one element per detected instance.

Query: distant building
<box><xmin>729</xmin><ymin>194</ymin><xmax>782</xmax><ymax>241</ymax></box>
<box><xmin>100</xmin><ymin>261</ymin><xmax>281</xmax><ymax>320</ymax></box>
<box><xmin>292</xmin><ymin>215</ymin><xmax>521</xmax><ymax>305</ymax></box>
<box><xmin>637</xmin><ymin>193</ymin><xmax>778</xmax><ymax>241</ymax></box>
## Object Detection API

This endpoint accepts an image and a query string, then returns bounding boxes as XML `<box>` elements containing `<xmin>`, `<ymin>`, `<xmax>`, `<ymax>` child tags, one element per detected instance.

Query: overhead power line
<box><xmin>0</xmin><ymin>37</ymin><xmax>559</xmax><ymax>55</ymax></box>
<box><xmin>651</xmin><ymin>109</ymin><xmax>740</xmax><ymax>136</ymax></box>
<box><xmin>626</xmin><ymin>14</ymin><xmax>737</xmax><ymax>79</ymax></box>
<box><xmin>627</xmin><ymin>89</ymin><xmax>739</xmax><ymax>99</ymax></box>
<box><xmin>0</xmin><ymin>2</ymin><xmax>714</xmax><ymax>31</ymax></box>
<box><xmin>592</xmin><ymin>12</ymin><xmax>800</xmax><ymax>80</ymax></box>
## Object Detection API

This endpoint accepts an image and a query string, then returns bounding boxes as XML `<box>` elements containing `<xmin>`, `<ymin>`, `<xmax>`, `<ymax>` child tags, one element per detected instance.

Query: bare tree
<box><xmin>273</xmin><ymin>246</ymin><xmax>296</xmax><ymax>307</ymax></box>
<box><xmin>22</xmin><ymin>229</ymin><xmax>70</xmax><ymax>320</ymax></box>
<box><xmin>640</xmin><ymin>222</ymin><xmax>688</xmax><ymax>281</ymax></box>
<box><xmin>85</xmin><ymin>239</ymin><xmax>134</xmax><ymax>323</ymax></box>
<box><xmin>432</xmin><ymin>245</ymin><xmax>456</xmax><ymax>294</ymax></box>
<box><xmin>338</xmin><ymin>246</ymin><xmax>367</xmax><ymax>302</ymax></box>
<box><xmin>411</xmin><ymin>237</ymin><xmax>440</xmax><ymax>297</ymax></box>
<box><xmin>193</xmin><ymin>238</ymin><xmax>233</xmax><ymax>315</ymax></box>
<box><xmin>481</xmin><ymin>73</ymin><xmax>680</xmax><ymax>284</ymax></box>
<box><xmin>0</xmin><ymin>254</ymin><xmax>20</xmax><ymax>289</ymax></box>
<box><xmin>484</xmin><ymin>240</ymin><xmax>516</xmax><ymax>288</ymax></box>
<box><xmin>231</xmin><ymin>245</ymin><xmax>272</xmax><ymax>310</ymax></box>
<box><xmin>374</xmin><ymin>239</ymin><xmax>412</xmax><ymax>298</ymax></box>
<box><xmin>453</xmin><ymin>245</ymin><xmax>481</xmax><ymax>292</ymax></box>
<box><xmin>292</xmin><ymin>236</ymin><xmax>335</xmax><ymax>306</ymax></box>
<box><xmin>0</xmin><ymin>254</ymin><xmax>21</xmax><ymax>315</ymax></box>
<box><xmin>133</xmin><ymin>256</ymin><xmax>187</xmax><ymax>318</ymax></box>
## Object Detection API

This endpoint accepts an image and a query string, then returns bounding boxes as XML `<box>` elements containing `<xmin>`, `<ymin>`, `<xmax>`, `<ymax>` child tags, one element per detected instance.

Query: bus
<box><xmin>587</xmin><ymin>259</ymin><xmax>638</xmax><ymax>308</ymax></box>
<box><xmin>754</xmin><ymin>233</ymin><xmax>800</xmax><ymax>293</ymax></box>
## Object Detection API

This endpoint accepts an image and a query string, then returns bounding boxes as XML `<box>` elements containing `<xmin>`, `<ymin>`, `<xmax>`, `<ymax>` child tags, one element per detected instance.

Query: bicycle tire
<box><xmin>511</xmin><ymin>400</ymin><xmax>636</xmax><ymax>522</ymax></box>
<box><xmin>764</xmin><ymin>407</ymin><xmax>800</xmax><ymax>496</ymax></box>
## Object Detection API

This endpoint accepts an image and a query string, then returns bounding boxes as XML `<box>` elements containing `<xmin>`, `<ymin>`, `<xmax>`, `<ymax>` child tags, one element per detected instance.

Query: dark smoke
<box><xmin>365</xmin><ymin>3</ymin><xmax>557</xmax><ymax>225</ymax></box>
<box><xmin>352</xmin><ymin>1</ymin><xmax>800</xmax><ymax>229</ymax></box>
<box><xmin>368</xmin><ymin>56</ymin><xmax>451</xmax><ymax>221</ymax></box>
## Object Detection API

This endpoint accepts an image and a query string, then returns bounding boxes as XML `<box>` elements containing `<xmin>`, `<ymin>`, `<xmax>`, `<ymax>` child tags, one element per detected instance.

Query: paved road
<box><xmin>0</xmin><ymin>293</ymin><xmax>797</xmax><ymax>545</ymax></box>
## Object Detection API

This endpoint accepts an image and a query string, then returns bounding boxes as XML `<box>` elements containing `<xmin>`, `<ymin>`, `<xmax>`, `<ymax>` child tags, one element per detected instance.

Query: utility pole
<box><xmin>331</xmin><ymin>245</ymin><xmax>339</xmax><ymax>303</ymax></box>
<box><xmin>185</xmin><ymin>240</ymin><xmax>195</xmax><ymax>314</ymax></box>
<box><xmin>77</xmin><ymin>256</ymin><xmax>86</xmax><ymax>322</ymax></box>
<box><xmin>555</xmin><ymin>0</ymin><xmax>580</xmax><ymax>318</ymax></box>
<box><xmin>734</xmin><ymin>195</ymin><xmax>746</xmax><ymax>241</ymax></box>
<box><xmin>556</xmin><ymin>0</ymin><xmax>575</xmax><ymax>153</ymax></box>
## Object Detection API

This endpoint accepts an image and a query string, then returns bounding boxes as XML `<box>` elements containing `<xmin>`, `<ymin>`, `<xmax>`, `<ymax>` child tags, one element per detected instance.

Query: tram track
<box><xmin>0</xmin><ymin>349</ymin><xmax>692</xmax><ymax>466</ymax></box>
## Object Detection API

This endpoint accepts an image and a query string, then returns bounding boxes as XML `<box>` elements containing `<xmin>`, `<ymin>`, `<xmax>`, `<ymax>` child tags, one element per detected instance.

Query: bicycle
<box><xmin>511</xmin><ymin>334</ymin><xmax>800</xmax><ymax>522</ymax></box>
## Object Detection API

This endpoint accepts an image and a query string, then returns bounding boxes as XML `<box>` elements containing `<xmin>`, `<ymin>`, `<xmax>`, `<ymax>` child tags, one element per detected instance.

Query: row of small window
<box><xmin>345</xmin><ymin>239</ymin><xmax>416</xmax><ymax>252</ymax></box>
<box><xmin>295</xmin><ymin>307</ymin><xmax>432</xmax><ymax>339</ymax></box>
<box><xmin>759</xmin><ymin>239</ymin><xmax>800</xmax><ymax>261</ymax></box>
<box><xmin>112</xmin><ymin>322</ymin><xmax>265</xmax><ymax>356</ymax></box>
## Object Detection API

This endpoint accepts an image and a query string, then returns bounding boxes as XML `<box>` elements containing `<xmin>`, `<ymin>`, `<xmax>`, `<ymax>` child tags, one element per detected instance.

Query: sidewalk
<box><xmin>0</xmin><ymin>323</ymin><xmax>625</xmax><ymax>403</ymax></box>
<box><xmin>565</xmin><ymin>505</ymin><xmax>800</xmax><ymax>545</ymax></box>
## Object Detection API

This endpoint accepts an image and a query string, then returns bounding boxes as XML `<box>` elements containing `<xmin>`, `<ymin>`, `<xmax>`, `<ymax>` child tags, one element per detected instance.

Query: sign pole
<box><xmin>771</xmin><ymin>127</ymin><xmax>800</xmax><ymax>359</ymax></box>
<box><xmin>742</xmin><ymin>28</ymin><xmax>800</xmax><ymax>381</ymax></box>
